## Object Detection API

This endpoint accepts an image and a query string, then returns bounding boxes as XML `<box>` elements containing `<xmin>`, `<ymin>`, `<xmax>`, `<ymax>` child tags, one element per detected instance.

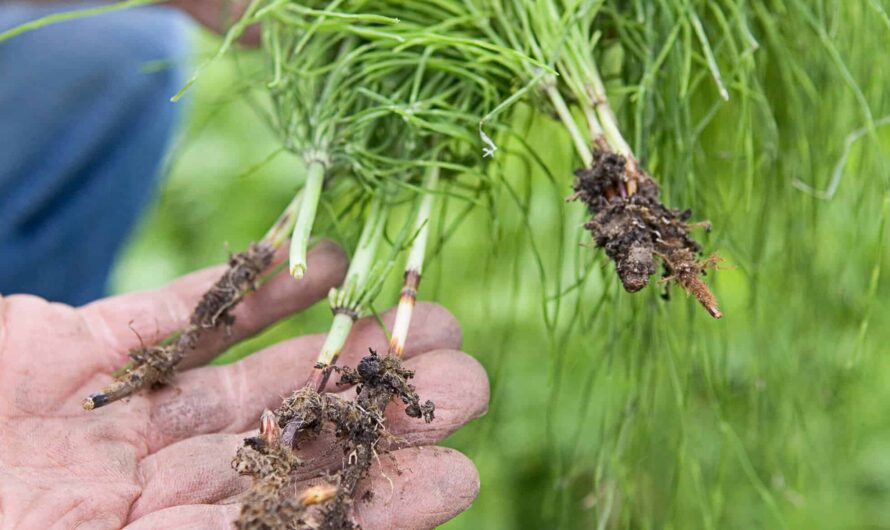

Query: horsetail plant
<box><xmin>82</xmin><ymin>190</ymin><xmax>303</xmax><ymax>410</ymax></box>
<box><xmin>236</xmin><ymin>182</ymin><xmax>439</xmax><ymax>529</ymax></box>
<box><xmin>4</xmin><ymin>1</ymin><xmax>735</xmax><ymax>527</ymax></box>
<box><xmin>389</xmin><ymin>165</ymin><xmax>439</xmax><ymax>357</ymax></box>
<box><xmin>464</xmin><ymin>0</ymin><xmax>722</xmax><ymax>317</ymax></box>
<box><xmin>307</xmin><ymin>192</ymin><xmax>388</xmax><ymax>391</ymax></box>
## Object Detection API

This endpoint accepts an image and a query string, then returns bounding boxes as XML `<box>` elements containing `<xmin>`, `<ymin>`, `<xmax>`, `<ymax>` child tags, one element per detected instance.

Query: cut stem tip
<box><xmin>299</xmin><ymin>483</ymin><xmax>338</xmax><ymax>506</ymax></box>
<box><xmin>290</xmin><ymin>263</ymin><xmax>307</xmax><ymax>279</ymax></box>
<box><xmin>82</xmin><ymin>393</ymin><xmax>108</xmax><ymax>411</ymax></box>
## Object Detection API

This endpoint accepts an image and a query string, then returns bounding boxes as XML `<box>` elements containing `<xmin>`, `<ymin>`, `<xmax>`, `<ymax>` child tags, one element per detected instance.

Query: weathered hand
<box><xmin>0</xmin><ymin>241</ymin><xmax>487</xmax><ymax>529</ymax></box>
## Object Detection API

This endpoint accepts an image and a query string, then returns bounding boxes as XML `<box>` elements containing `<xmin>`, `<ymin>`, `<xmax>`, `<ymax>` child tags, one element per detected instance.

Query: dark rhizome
<box><xmin>572</xmin><ymin>147</ymin><xmax>721</xmax><ymax>318</ymax></box>
<box><xmin>83</xmin><ymin>242</ymin><xmax>276</xmax><ymax>410</ymax></box>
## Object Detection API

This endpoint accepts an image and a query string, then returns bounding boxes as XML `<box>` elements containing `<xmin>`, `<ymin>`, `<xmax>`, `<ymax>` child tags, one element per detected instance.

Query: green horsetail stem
<box><xmin>389</xmin><ymin>165</ymin><xmax>439</xmax><ymax>357</ymax></box>
<box><xmin>308</xmin><ymin>194</ymin><xmax>387</xmax><ymax>390</ymax></box>
<box><xmin>289</xmin><ymin>158</ymin><xmax>326</xmax><ymax>279</ymax></box>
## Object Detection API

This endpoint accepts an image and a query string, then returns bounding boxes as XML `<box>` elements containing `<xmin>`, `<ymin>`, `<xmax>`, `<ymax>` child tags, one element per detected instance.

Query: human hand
<box><xmin>0</xmin><ymin>241</ymin><xmax>488</xmax><ymax>529</ymax></box>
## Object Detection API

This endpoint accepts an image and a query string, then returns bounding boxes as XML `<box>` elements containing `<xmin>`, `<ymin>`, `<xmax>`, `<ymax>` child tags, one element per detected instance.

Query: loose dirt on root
<box><xmin>233</xmin><ymin>350</ymin><xmax>434</xmax><ymax>530</ymax></box>
<box><xmin>82</xmin><ymin>242</ymin><xmax>276</xmax><ymax>410</ymax></box>
<box><xmin>233</xmin><ymin>412</ymin><xmax>306</xmax><ymax>530</ymax></box>
<box><xmin>192</xmin><ymin>242</ymin><xmax>277</xmax><ymax>329</ymax></box>
<box><xmin>572</xmin><ymin>148</ymin><xmax>722</xmax><ymax>318</ymax></box>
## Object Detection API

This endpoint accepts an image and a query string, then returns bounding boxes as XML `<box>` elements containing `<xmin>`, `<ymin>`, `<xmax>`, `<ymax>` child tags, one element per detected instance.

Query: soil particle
<box><xmin>82</xmin><ymin>242</ymin><xmax>276</xmax><ymax>410</ymax></box>
<box><xmin>573</xmin><ymin>148</ymin><xmax>721</xmax><ymax>318</ymax></box>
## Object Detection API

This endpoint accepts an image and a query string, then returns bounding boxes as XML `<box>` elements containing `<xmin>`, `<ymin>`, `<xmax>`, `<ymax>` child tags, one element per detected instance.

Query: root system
<box><xmin>234</xmin><ymin>410</ymin><xmax>307</xmax><ymax>529</ymax></box>
<box><xmin>573</xmin><ymin>148</ymin><xmax>722</xmax><ymax>318</ymax></box>
<box><xmin>83</xmin><ymin>242</ymin><xmax>276</xmax><ymax>410</ymax></box>
<box><xmin>233</xmin><ymin>350</ymin><xmax>434</xmax><ymax>529</ymax></box>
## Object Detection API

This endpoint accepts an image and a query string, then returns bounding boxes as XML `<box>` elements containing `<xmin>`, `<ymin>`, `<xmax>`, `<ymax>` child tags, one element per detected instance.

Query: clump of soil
<box><xmin>234</xmin><ymin>350</ymin><xmax>434</xmax><ymax>529</ymax></box>
<box><xmin>192</xmin><ymin>242</ymin><xmax>277</xmax><ymax>329</ymax></box>
<box><xmin>83</xmin><ymin>242</ymin><xmax>276</xmax><ymax>410</ymax></box>
<box><xmin>572</xmin><ymin>148</ymin><xmax>721</xmax><ymax>318</ymax></box>
<box><xmin>233</xmin><ymin>410</ymin><xmax>308</xmax><ymax>530</ymax></box>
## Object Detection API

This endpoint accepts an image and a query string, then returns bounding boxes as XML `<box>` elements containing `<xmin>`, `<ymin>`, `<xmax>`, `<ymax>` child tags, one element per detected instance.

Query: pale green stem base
<box><xmin>545</xmin><ymin>84</ymin><xmax>593</xmax><ymax>167</ymax></box>
<box><xmin>289</xmin><ymin>160</ymin><xmax>326</xmax><ymax>278</ymax></box>
<box><xmin>316</xmin><ymin>312</ymin><xmax>355</xmax><ymax>366</ymax></box>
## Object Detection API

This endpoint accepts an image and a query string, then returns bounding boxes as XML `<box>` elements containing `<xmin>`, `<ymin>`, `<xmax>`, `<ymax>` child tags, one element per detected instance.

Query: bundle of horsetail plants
<box><xmin>3</xmin><ymin>0</ymin><xmax>732</xmax><ymax>527</ymax></box>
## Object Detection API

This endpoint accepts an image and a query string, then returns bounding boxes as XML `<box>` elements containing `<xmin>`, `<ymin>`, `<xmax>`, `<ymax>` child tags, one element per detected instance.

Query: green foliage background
<box><xmin>112</xmin><ymin>2</ymin><xmax>890</xmax><ymax>528</ymax></box>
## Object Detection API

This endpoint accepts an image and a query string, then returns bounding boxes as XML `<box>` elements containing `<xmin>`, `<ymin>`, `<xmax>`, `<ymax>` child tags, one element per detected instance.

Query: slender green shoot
<box><xmin>389</xmin><ymin>165</ymin><xmax>439</xmax><ymax>356</ymax></box>
<box><xmin>263</xmin><ymin>189</ymin><xmax>303</xmax><ymax>249</ymax></box>
<box><xmin>289</xmin><ymin>159</ymin><xmax>327</xmax><ymax>278</ymax></box>
<box><xmin>308</xmin><ymin>193</ymin><xmax>388</xmax><ymax>390</ymax></box>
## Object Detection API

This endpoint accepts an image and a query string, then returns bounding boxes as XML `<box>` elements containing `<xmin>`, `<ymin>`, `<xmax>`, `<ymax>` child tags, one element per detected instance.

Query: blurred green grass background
<box><xmin>112</xmin><ymin>4</ymin><xmax>890</xmax><ymax>528</ymax></box>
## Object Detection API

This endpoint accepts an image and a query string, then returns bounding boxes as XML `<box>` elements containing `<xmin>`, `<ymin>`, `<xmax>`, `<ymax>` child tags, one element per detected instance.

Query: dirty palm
<box><xmin>12</xmin><ymin>0</ymin><xmax>873</xmax><ymax>528</ymax></box>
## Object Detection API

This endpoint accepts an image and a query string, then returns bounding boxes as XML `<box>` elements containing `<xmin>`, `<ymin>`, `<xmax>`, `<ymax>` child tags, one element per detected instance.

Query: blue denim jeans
<box><xmin>0</xmin><ymin>3</ymin><xmax>190</xmax><ymax>305</ymax></box>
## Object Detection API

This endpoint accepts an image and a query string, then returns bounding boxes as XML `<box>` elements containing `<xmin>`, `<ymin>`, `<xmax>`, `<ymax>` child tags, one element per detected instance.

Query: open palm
<box><xmin>0</xmin><ymin>242</ymin><xmax>487</xmax><ymax>529</ymax></box>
